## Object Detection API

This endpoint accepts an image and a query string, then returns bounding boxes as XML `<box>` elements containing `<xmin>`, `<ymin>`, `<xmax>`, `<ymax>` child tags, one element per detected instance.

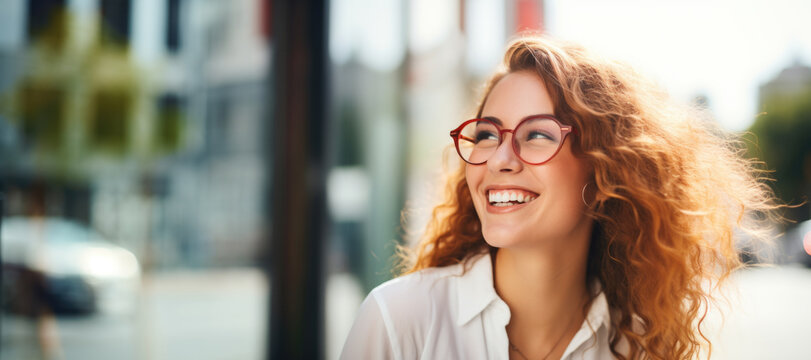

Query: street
<box><xmin>1</xmin><ymin>268</ymin><xmax>269</xmax><ymax>360</ymax></box>
<box><xmin>703</xmin><ymin>265</ymin><xmax>811</xmax><ymax>359</ymax></box>
<box><xmin>2</xmin><ymin>265</ymin><xmax>810</xmax><ymax>359</ymax></box>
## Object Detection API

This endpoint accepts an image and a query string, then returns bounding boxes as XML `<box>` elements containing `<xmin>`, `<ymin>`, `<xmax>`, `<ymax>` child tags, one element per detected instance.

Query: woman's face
<box><xmin>466</xmin><ymin>70</ymin><xmax>593</xmax><ymax>249</ymax></box>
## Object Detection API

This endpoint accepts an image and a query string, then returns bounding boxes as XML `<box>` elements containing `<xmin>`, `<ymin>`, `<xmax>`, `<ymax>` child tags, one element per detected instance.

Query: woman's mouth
<box><xmin>487</xmin><ymin>189</ymin><xmax>539</xmax><ymax>207</ymax></box>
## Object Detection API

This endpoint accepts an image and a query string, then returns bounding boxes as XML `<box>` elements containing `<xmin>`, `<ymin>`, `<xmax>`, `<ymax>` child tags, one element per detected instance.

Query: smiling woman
<box><xmin>340</xmin><ymin>35</ymin><xmax>782</xmax><ymax>360</ymax></box>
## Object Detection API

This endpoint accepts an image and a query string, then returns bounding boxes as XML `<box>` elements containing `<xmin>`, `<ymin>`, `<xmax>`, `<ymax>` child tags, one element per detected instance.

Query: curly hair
<box><xmin>398</xmin><ymin>35</ymin><xmax>781</xmax><ymax>359</ymax></box>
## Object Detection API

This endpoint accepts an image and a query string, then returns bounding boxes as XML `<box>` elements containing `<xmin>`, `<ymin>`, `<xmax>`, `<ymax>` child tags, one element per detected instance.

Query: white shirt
<box><xmin>340</xmin><ymin>252</ymin><xmax>615</xmax><ymax>360</ymax></box>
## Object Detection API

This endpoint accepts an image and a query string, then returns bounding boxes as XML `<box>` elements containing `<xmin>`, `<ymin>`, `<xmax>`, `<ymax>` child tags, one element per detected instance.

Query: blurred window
<box><xmin>26</xmin><ymin>0</ymin><xmax>67</xmax><ymax>49</ymax></box>
<box><xmin>165</xmin><ymin>0</ymin><xmax>181</xmax><ymax>53</ymax></box>
<box><xmin>99</xmin><ymin>0</ymin><xmax>132</xmax><ymax>47</ymax></box>
<box><xmin>156</xmin><ymin>93</ymin><xmax>185</xmax><ymax>151</ymax></box>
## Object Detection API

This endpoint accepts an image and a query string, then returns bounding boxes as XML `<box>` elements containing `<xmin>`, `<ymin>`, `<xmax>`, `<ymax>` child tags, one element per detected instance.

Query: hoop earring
<box><xmin>581</xmin><ymin>183</ymin><xmax>591</xmax><ymax>207</ymax></box>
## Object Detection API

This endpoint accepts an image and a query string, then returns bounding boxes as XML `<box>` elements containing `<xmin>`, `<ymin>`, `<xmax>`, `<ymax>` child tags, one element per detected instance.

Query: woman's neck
<box><xmin>493</xmin><ymin>241</ymin><xmax>591</xmax><ymax>358</ymax></box>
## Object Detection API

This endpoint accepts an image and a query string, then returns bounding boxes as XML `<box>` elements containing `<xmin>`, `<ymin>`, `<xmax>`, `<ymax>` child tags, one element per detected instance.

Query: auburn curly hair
<box><xmin>397</xmin><ymin>35</ymin><xmax>781</xmax><ymax>359</ymax></box>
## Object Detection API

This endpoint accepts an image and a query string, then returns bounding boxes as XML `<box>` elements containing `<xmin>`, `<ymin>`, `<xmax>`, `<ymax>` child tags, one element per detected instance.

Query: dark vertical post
<box><xmin>266</xmin><ymin>0</ymin><xmax>329</xmax><ymax>359</ymax></box>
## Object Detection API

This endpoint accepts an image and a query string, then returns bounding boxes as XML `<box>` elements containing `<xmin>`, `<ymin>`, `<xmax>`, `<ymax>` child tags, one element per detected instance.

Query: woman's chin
<box><xmin>482</xmin><ymin>229</ymin><xmax>527</xmax><ymax>249</ymax></box>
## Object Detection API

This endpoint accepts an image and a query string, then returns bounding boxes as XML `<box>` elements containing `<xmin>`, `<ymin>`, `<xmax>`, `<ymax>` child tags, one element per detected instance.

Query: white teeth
<box><xmin>488</xmin><ymin>190</ymin><xmax>537</xmax><ymax>205</ymax></box>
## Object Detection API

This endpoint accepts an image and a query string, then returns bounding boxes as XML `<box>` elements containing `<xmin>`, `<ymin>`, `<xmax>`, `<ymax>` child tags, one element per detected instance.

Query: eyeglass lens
<box><xmin>457</xmin><ymin>118</ymin><xmax>564</xmax><ymax>164</ymax></box>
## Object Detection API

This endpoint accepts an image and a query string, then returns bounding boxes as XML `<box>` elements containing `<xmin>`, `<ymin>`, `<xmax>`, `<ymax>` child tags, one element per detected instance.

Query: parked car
<box><xmin>1</xmin><ymin>217</ymin><xmax>141</xmax><ymax>316</ymax></box>
<box><xmin>780</xmin><ymin>219</ymin><xmax>811</xmax><ymax>268</ymax></box>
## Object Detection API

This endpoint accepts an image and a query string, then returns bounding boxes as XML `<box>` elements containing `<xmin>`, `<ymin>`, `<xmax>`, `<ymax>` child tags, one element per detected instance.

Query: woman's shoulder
<box><xmin>369</xmin><ymin>259</ymin><xmax>468</xmax><ymax>306</ymax></box>
<box><xmin>367</xmin><ymin>253</ymin><xmax>493</xmax><ymax>325</ymax></box>
<box><xmin>341</xmin><ymin>257</ymin><xmax>488</xmax><ymax>359</ymax></box>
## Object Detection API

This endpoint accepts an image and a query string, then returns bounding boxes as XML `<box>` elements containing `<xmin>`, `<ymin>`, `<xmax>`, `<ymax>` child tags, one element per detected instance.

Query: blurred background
<box><xmin>0</xmin><ymin>0</ymin><xmax>809</xmax><ymax>359</ymax></box>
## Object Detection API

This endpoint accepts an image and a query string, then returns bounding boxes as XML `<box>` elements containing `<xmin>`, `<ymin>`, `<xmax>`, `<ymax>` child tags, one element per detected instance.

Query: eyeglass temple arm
<box><xmin>450</xmin><ymin>130</ymin><xmax>475</xmax><ymax>143</ymax></box>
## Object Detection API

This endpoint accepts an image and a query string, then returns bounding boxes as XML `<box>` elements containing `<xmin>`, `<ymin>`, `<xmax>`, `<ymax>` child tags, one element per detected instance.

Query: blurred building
<box><xmin>0</xmin><ymin>0</ymin><xmax>270</xmax><ymax>269</ymax></box>
<box><xmin>0</xmin><ymin>0</ymin><xmax>548</xmax><ymax>279</ymax></box>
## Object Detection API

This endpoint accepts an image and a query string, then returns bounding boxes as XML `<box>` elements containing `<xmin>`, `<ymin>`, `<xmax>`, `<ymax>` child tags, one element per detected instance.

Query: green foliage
<box><xmin>90</xmin><ymin>89</ymin><xmax>132</xmax><ymax>153</ymax></box>
<box><xmin>19</xmin><ymin>82</ymin><xmax>65</xmax><ymax>150</ymax></box>
<box><xmin>3</xmin><ymin>7</ymin><xmax>187</xmax><ymax>167</ymax></box>
<box><xmin>746</xmin><ymin>90</ymin><xmax>811</xmax><ymax>221</ymax></box>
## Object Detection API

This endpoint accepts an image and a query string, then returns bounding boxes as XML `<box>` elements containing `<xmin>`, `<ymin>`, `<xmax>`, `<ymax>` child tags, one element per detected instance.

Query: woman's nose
<box><xmin>487</xmin><ymin>135</ymin><xmax>522</xmax><ymax>173</ymax></box>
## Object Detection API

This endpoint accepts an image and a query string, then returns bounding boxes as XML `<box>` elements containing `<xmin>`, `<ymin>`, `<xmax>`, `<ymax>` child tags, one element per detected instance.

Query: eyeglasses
<box><xmin>449</xmin><ymin>114</ymin><xmax>575</xmax><ymax>165</ymax></box>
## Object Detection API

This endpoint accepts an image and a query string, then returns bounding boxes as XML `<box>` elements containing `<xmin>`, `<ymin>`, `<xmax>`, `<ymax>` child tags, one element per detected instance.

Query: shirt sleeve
<box><xmin>339</xmin><ymin>291</ymin><xmax>400</xmax><ymax>360</ymax></box>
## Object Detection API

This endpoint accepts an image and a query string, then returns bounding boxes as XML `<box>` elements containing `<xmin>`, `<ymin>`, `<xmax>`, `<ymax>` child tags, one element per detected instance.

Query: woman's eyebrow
<box><xmin>482</xmin><ymin>116</ymin><xmax>502</xmax><ymax>126</ymax></box>
<box><xmin>482</xmin><ymin>114</ymin><xmax>553</xmax><ymax>126</ymax></box>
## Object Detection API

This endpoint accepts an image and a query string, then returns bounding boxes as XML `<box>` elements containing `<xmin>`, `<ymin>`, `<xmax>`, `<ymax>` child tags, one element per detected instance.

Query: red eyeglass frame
<box><xmin>449</xmin><ymin>114</ymin><xmax>576</xmax><ymax>165</ymax></box>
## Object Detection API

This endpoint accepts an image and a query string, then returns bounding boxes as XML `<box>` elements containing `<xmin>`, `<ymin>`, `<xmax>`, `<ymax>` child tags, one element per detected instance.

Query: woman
<box><xmin>340</xmin><ymin>35</ymin><xmax>779</xmax><ymax>359</ymax></box>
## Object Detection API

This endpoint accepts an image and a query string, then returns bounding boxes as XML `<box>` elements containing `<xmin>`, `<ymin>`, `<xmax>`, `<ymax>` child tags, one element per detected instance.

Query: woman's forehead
<box><xmin>481</xmin><ymin>71</ymin><xmax>555</xmax><ymax>125</ymax></box>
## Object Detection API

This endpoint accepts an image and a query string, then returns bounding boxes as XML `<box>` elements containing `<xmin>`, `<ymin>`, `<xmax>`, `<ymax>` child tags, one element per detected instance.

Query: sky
<box><xmin>546</xmin><ymin>0</ymin><xmax>811</xmax><ymax>131</ymax></box>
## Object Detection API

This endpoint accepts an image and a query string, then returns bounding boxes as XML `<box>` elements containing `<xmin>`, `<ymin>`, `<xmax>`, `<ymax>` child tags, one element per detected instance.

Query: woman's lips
<box><xmin>486</xmin><ymin>200</ymin><xmax>534</xmax><ymax>213</ymax></box>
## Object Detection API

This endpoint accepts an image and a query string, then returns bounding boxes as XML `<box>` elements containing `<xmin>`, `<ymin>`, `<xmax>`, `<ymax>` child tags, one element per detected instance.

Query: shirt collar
<box><xmin>455</xmin><ymin>252</ymin><xmax>501</xmax><ymax>326</ymax></box>
<box><xmin>454</xmin><ymin>251</ymin><xmax>613</xmax><ymax>333</ymax></box>
<box><xmin>585</xmin><ymin>287</ymin><xmax>611</xmax><ymax>332</ymax></box>
<box><xmin>561</xmin><ymin>288</ymin><xmax>612</xmax><ymax>358</ymax></box>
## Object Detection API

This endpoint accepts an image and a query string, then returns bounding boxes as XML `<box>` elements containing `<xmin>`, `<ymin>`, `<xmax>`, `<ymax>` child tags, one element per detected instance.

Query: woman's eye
<box><xmin>475</xmin><ymin>131</ymin><xmax>499</xmax><ymax>142</ymax></box>
<box><xmin>527</xmin><ymin>131</ymin><xmax>554</xmax><ymax>141</ymax></box>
